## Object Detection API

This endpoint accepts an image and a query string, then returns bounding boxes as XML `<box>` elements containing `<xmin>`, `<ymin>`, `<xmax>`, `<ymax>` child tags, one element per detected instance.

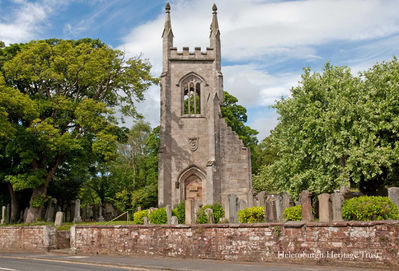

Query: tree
<box><xmin>221</xmin><ymin>91</ymin><xmax>260</xmax><ymax>173</ymax></box>
<box><xmin>0</xmin><ymin>39</ymin><xmax>158</xmax><ymax>222</ymax></box>
<box><xmin>255</xmin><ymin>59</ymin><xmax>399</xmax><ymax>198</ymax></box>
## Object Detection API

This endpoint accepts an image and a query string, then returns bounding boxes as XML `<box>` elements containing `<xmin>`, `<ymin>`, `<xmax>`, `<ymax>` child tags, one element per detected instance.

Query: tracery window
<box><xmin>183</xmin><ymin>80</ymin><xmax>201</xmax><ymax>115</ymax></box>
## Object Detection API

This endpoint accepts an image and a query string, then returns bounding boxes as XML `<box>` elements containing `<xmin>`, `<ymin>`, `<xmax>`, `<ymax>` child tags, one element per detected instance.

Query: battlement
<box><xmin>169</xmin><ymin>46</ymin><xmax>215</xmax><ymax>61</ymax></box>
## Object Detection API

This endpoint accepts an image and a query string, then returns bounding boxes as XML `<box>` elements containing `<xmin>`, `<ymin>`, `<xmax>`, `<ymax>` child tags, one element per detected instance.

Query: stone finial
<box><xmin>212</xmin><ymin>3</ymin><xmax>217</xmax><ymax>13</ymax></box>
<box><xmin>162</xmin><ymin>2</ymin><xmax>173</xmax><ymax>38</ymax></box>
<box><xmin>165</xmin><ymin>2</ymin><xmax>171</xmax><ymax>13</ymax></box>
<box><xmin>210</xmin><ymin>3</ymin><xmax>219</xmax><ymax>34</ymax></box>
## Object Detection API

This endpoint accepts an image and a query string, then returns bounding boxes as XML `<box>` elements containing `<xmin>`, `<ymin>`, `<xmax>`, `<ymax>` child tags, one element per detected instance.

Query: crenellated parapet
<box><xmin>169</xmin><ymin>47</ymin><xmax>216</xmax><ymax>61</ymax></box>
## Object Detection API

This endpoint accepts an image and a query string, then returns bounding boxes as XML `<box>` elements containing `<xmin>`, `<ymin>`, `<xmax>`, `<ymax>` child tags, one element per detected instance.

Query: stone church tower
<box><xmin>158</xmin><ymin>3</ymin><xmax>252</xmax><ymax>211</ymax></box>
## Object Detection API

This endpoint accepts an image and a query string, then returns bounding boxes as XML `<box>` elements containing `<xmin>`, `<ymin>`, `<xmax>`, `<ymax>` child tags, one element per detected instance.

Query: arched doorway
<box><xmin>178</xmin><ymin>166</ymin><xmax>206</xmax><ymax>204</ymax></box>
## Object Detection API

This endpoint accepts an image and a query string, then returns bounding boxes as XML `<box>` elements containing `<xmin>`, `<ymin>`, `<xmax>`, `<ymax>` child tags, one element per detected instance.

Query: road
<box><xmin>0</xmin><ymin>252</ymin><xmax>385</xmax><ymax>271</ymax></box>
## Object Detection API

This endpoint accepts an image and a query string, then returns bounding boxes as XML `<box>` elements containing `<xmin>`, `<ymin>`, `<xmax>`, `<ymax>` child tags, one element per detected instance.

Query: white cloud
<box><xmin>249</xmin><ymin>110</ymin><xmax>280</xmax><ymax>140</ymax></box>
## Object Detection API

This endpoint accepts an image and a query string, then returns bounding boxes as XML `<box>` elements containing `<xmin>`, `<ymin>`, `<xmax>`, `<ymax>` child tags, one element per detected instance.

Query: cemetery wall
<box><xmin>0</xmin><ymin>226</ymin><xmax>56</xmax><ymax>251</ymax></box>
<box><xmin>71</xmin><ymin>221</ymin><xmax>399</xmax><ymax>267</ymax></box>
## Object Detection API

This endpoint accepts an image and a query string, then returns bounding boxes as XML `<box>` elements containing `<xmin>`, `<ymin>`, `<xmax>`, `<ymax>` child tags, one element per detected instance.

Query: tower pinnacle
<box><xmin>162</xmin><ymin>2</ymin><xmax>173</xmax><ymax>38</ymax></box>
<box><xmin>210</xmin><ymin>3</ymin><xmax>219</xmax><ymax>35</ymax></box>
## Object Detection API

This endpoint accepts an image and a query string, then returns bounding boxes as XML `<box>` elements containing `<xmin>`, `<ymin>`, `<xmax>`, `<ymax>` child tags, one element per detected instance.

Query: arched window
<box><xmin>183</xmin><ymin>77</ymin><xmax>201</xmax><ymax>115</ymax></box>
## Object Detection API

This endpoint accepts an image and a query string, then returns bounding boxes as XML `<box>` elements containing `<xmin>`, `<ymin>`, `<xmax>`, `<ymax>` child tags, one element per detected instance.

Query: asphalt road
<box><xmin>0</xmin><ymin>252</ymin><xmax>385</xmax><ymax>271</ymax></box>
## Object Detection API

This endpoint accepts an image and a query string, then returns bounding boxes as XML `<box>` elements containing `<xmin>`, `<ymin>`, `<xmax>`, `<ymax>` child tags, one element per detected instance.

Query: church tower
<box><xmin>158</xmin><ymin>3</ymin><xmax>252</xmax><ymax>212</ymax></box>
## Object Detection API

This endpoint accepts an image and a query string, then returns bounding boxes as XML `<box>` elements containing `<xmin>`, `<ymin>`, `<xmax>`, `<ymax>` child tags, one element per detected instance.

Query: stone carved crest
<box><xmin>188</xmin><ymin>137</ymin><xmax>199</xmax><ymax>152</ymax></box>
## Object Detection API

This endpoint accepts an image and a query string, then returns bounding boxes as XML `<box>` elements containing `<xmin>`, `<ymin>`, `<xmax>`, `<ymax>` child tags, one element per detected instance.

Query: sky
<box><xmin>1</xmin><ymin>0</ymin><xmax>399</xmax><ymax>140</ymax></box>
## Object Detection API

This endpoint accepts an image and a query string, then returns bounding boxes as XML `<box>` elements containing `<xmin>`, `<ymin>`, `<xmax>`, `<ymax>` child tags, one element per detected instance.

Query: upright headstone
<box><xmin>185</xmin><ymin>200</ymin><xmax>193</xmax><ymax>224</ymax></box>
<box><xmin>6</xmin><ymin>204</ymin><xmax>10</xmax><ymax>224</ymax></box>
<box><xmin>166</xmin><ymin>204</ymin><xmax>172</xmax><ymax>225</ymax></box>
<box><xmin>143</xmin><ymin>216</ymin><xmax>149</xmax><ymax>225</ymax></box>
<box><xmin>55</xmin><ymin>211</ymin><xmax>64</xmax><ymax>227</ymax></box>
<box><xmin>281</xmin><ymin>192</ymin><xmax>292</xmax><ymax>212</ymax></box>
<box><xmin>275</xmin><ymin>194</ymin><xmax>283</xmax><ymax>222</ymax></box>
<box><xmin>65</xmin><ymin>206</ymin><xmax>71</xmax><ymax>222</ymax></box>
<box><xmin>1</xmin><ymin>206</ymin><xmax>5</xmax><ymax>224</ymax></box>
<box><xmin>97</xmin><ymin>205</ymin><xmax>104</xmax><ymax>222</ymax></box>
<box><xmin>257</xmin><ymin>191</ymin><xmax>266</xmax><ymax>208</ymax></box>
<box><xmin>388</xmin><ymin>187</ymin><xmax>399</xmax><ymax>210</ymax></box>
<box><xmin>265</xmin><ymin>195</ymin><xmax>277</xmax><ymax>222</ymax></box>
<box><xmin>247</xmin><ymin>189</ymin><xmax>254</xmax><ymax>208</ymax></box>
<box><xmin>299</xmin><ymin>190</ymin><xmax>314</xmax><ymax>222</ymax></box>
<box><xmin>238</xmin><ymin>199</ymin><xmax>247</xmax><ymax>211</ymax></box>
<box><xmin>171</xmin><ymin>216</ymin><xmax>178</xmax><ymax>225</ymax></box>
<box><xmin>228</xmin><ymin>194</ymin><xmax>238</xmax><ymax>223</ymax></box>
<box><xmin>318</xmin><ymin>193</ymin><xmax>332</xmax><ymax>223</ymax></box>
<box><xmin>74</xmin><ymin>199</ymin><xmax>82</xmax><ymax>223</ymax></box>
<box><xmin>331</xmin><ymin>191</ymin><xmax>344</xmax><ymax>221</ymax></box>
<box><xmin>205</xmin><ymin>208</ymin><xmax>214</xmax><ymax>224</ymax></box>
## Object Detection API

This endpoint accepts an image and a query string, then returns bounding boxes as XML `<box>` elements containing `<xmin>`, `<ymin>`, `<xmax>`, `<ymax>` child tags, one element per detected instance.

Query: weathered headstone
<box><xmin>205</xmin><ymin>208</ymin><xmax>214</xmax><ymax>224</ymax></box>
<box><xmin>6</xmin><ymin>204</ymin><xmax>10</xmax><ymax>224</ymax></box>
<box><xmin>265</xmin><ymin>195</ymin><xmax>277</xmax><ymax>222</ymax></box>
<box><xmin>388</xmin><ymin>187</ymin><xmax>399</xmax><ymax>210</ymax></box>
<box><xmin>143</xmin><ymin>216</ymin><xmax>149</xmax><ymax>225</ymax></box>
<box><xmin>185</xmin><ymin>200</ymin><xmax>194</xmax><ymax>224</ymax></box>
<box><xmin>1</xmin><ymin>206</ymin><xmax>5</xmax><ymax>224</ymax></box>
<box><xmin>247</xmin><ymin>189</ymin><xmax>254</xmax><ymax>208</ymax></box>
<box><xmin>65</xmin><ymin>206</ymin><xmax>71</xmax><ymax>222</ymax></box>
<box><xmin>331</xmin><ymin>191</ymin><xmax>344</xmax><ymax>221</ymax></box>
<box><xmin>257</xmin><ymin>191</ymin><xmax>266</xmax><ymax>208</ymax></box>
<box><xmin>318</xmin><ymin>193</ymin><xmax>332</xmax><ymax>223</ymax></box>
<box><xmin>281</xmin><ymin>192</ymin><xmax>292</xmax><ymax>212</ymax></box>
<box><xmin>55</xmin><ymin>211</ymin><xmax>64</xmax><ymax>227</ymax></box>
<box><xmin>238</xmin><ymin>199</ymin><xmax>247</xmax><ymax>211</ymax></box>
<box><xmin>299</xmin><ymin>190</ymin><xmax>314</xmax><ymax>222</ymax></box>
<box><xmin>228</xmin><ymin>194</ymin><xmax>238</xmax><ymax>223</ymax></box>
<box><xmin>275</xmin><ymin>194</ymin><xmax>283</xmax><ymax>222</ymax></box>
<box><xmin>171</xmin><ymin>216</ymin><xmax>178</xmax><ymax>225</ymax></box>
<box><xmin>73</xmin><ymin>199</ymin><xmax>82</xmax><ymax>223</ymax></box>
<box><xmin>166</xmin><ymin>204</ymin><xmax>172</xmax><ymax>225</ymax></box>
<box><xmin>97</xmin><ymin>205</ymin><xmax>104</xmax><ymax>222</ymax></box>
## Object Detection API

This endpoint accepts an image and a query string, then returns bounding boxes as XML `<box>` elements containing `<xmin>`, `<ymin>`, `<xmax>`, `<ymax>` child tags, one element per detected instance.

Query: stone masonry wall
<box><xmin>0</xmin><ymin>226</ymin><xmax>56</xmax><ymax>251</ymax></box>
<box><xmin>71</xmin><ymin>221</ymin><xmax>399</xmax><ymax>268</ymax></box>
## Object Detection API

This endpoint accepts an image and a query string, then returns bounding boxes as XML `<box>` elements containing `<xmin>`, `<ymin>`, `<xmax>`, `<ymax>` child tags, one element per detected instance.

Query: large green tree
<box><xmin>0</xmin><ymin>39</ymin><xmax>157</xmax><ymax>222</ymax></box>
<box><xmin>255</xmin><ymin>59</ymin><xmax>399</xmax><ymax>198</ymax></box>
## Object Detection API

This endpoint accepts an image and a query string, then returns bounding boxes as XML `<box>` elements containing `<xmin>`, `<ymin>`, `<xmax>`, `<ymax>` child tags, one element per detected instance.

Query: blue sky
<box><xmin>1</xmin><ymin>0</ymin><xmax>399</xmax><ymax>140</ymax></box>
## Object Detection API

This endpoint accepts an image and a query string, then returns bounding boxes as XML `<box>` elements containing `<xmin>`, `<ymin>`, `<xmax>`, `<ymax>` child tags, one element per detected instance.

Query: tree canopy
<box><xmin>0</xmin><ymin>39</ymin><xmax>158</xmax><ymax>222</ymax></box>
<box><xmin>254</xmin><ymin>58</ymin><xmax>399</xmax><ymax>198</ymax></box>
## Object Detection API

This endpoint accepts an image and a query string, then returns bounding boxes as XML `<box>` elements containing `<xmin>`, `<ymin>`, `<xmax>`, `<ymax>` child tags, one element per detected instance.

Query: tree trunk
<box><xmin>7</xmin><ymin>183</ymin><xmax>19</xmax><ymax>223</ymax></box>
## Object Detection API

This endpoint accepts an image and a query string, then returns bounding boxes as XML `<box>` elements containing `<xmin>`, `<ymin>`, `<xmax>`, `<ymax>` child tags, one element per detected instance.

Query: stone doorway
<box><xmin>185</xmin><ymin>175</ymin><xmax>203</xmax><ymax>202</ymax></box>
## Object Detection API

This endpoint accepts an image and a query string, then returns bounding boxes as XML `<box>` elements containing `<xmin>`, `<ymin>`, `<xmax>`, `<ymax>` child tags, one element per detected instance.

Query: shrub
<box><xmin>149</xmin><ymin>207</ymin><xmax>167</xmax><ymax>224</ymax></box>
<box><xmin>238</xmin><ymin>206</ymin><xmax>265</xmax><ymax>223</ymax></box>
<box><xmin>133</xmin><ymin>209</ymin><xmax>148</xmax><ymax>224</ymax></box>
<box><xmin>196</xmin><ymin>203</ymin><xmax>225</xmax><ymax>224</ymax></box>
<box><xmin>342</xmin><ymin>196</ymin><xmax>399</xmax><ymax>221</ymax></box>
<box><xmin>283</xmin><ymin>205</ymin><xmax>302</xmax><ymax>221</ymax></box>
<box><xmin>172</xmin><ymin>201</ymin><xmax>185</xmax><ymax>224</ymax></box>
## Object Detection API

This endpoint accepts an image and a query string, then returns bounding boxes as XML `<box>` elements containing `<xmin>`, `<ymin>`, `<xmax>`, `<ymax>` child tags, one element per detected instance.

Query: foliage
<box><xmin>0</xmin><ymin>39</ymin><xmax>158</xmax><ymax>219</ymax></box>
<box><xmin>149</xmin><ymin>207</ymin><xmax>167</xmax><ymax>224</ymax></box>
<box><xmin>255</xmin><ymin>59</ymin><xmax>399</xmax><ymax>197</ymax></box>
<box><xmin>172</xmin><ymin>201</ymin><xmax>185</xmax><ymax>224</ymax></box>
<box><xmin>221</xmin><ymin>91</ymin><xmax>260</xmax><ymax>173</ymax></box>
<box><xmin>238</xmin><ymin>206</ymin><xmax>265</xmax><ymax>223</ymax></box>
<box><xmin>133</xmin><ymin>209</ymin><xmax>149</xmax><ymax>225</ymax></box>
<box><xmin>196</xmin><ymin>203</ymin><xmax>225</xmax><ymax>224</ymax></box>
<box><xmin>30</xmin><ymin>194</ymin><xmax>51</xmax><ymax>208</ymax></box>
<box><xmin>283</xmin><ymin>205</ymin><xmax>302</xmax><ymax>221</ymax></box>
<box><xmin>342</xmin><ymin>196</ymin><xmax>399</xmax><ymax>221</ymax></box>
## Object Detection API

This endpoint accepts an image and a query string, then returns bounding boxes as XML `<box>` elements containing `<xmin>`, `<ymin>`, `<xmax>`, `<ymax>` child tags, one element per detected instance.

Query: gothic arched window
<box><xmin>183</xmin><ymin>77</ymin><xmax>201</xmax><ymax>115</ymax></box>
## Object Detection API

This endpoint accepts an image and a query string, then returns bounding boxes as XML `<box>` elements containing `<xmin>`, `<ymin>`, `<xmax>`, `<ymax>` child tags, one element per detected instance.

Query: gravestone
<box><xmin>265</xmin><ymin>195</ymin><xmax>277</xmax><ymax>222</ymax></box>
<box><xmin>228</xmin><ymin>194</ymin><xmax>238</xmax><ymax>223</ymax></box>
<box><xmin>74</xmin><ymin>199</ymin><xmax>82</xmax><ymax>223</ymax></box>
<box><xmin>166</xmin><ymin>205</ymin><xmax>172</xmax><ymax>225</ymax></box>
<box><xmin>247</xmin><ymin>190</ymin><xmax>254</xmax><ymax>208</ymax></box>
<box><xmin>205</xmin><ymin>208</ymin><xmax>214</xmax><ymax>224</ymax></box>
<box><xmin>299</xmin><ymin>190</ymin><xmax>314</xmax><ymax>222</ymax></box>
<box><xmin>97</xmin><ymin>205</ymin><xmax>104</xmax><ymax>222</ymax></box>
<box><xmin>55</xmin><ymin>211</ymin><xmax>64</xmax><ymax>227</ymax></box>
<box><xmin>238</xmin><ymin>199</ymin><xmax>247</xmax><ymax>211</ymax></box>
<box><xmin>275</xmin><ymin>194</ymin><xmax>283</xmax><ymax>221</ymax></box>
<box><xmin>331</xmin><ymin>191</ymin><xmax>344</xmax><ymax>221</ymax></box>
<box><xmin>1</xmin><ymin>206</ymin><xmax>5</xmax><ymax>224</ymax></box>
<box><xmin>388</xmin><ymin>187</ymin><xmax>399</xmax><ymax>210</ymax></box>
<box><xmin>257</xmin><ymin>191</ymin><xmax>266</xmax><ymax>208</ymax></box>
<box><xmin>143</xmin><ymin>216</ymin><xmax>149</xmax><ymax>225</ymax></box>
<box><xmin>171</xmin><ymin>216</ymin><xmax>178</xmax><ymax>225</ymax></box>
<box><xmin>318</xmin><ymin>193</ymin><xmax>332</xmax><ymax>223</ymax></box>
<box><xmin>281</xmin><ymin>192</ymin><xmax>293</xmax><ymax>212</ymax></box>
<box><xmin>185</xmin><ymin>200</ymin><xmax>194</xmax><ymax>224</ymax></box>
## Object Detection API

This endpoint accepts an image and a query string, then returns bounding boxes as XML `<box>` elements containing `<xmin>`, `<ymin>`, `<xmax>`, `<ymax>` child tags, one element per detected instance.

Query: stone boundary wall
<box><xmin>0</xmin><ymin>226</ymin><xmax>56</xmax><ymax>251</ymax></box>
<box><xmin>71</xmin><ymin>221</ymin><xmax>399</xmax><ymax>267</ymax></box>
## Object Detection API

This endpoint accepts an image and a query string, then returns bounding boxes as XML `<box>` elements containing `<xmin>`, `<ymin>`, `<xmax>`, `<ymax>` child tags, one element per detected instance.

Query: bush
<box><xmin>196</xmin><ymin>203</ymin><xmax>225</xmax><ymax>224</ymax></box>
<box><xmin>342</xmin><ymin>196</ymin><xmax>399</xmax><ymax>221</ymax></box>
<box><xmin>238</xmin><ymin>206</ymin><xmax>265</xmax><ymax>223</ymax></box>
<box><xmin>172</xmin><ymin>201</ymin><xmax>185</xmax><ymax>224</ymax></box>
<box><xmin>149</xmin><ymin>207</ymin><xmax>167</xmax><ymax>224</ymax></box>
<box><xmin>133</xmin><ymin>209</ymin><xmax>148</xmax><ymax>224</ymax></box>
<box><xmin>283</xmin><ymin>205</ymin><xmax>302</xmax><ymax>221</ymax></box>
